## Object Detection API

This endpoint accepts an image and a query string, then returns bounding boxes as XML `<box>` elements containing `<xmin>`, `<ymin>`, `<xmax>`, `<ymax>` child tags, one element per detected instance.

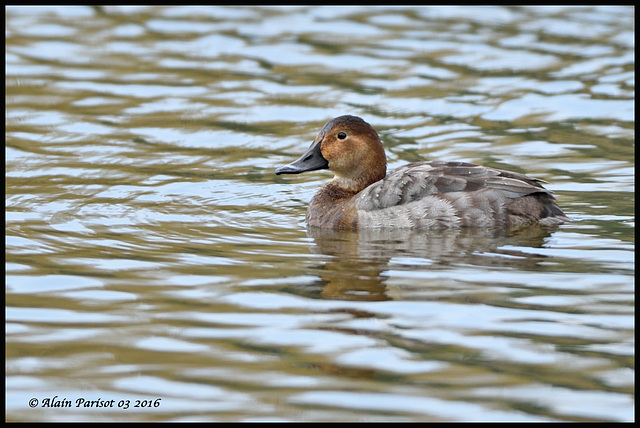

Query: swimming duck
<box><xmin>275</xmin><ymin>115</ymin><xmax>569</xmax><ymax>230</ymax></box>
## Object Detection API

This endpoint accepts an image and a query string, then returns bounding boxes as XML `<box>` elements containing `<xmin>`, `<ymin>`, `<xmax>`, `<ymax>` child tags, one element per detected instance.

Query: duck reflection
<box><xmin>306</xmin><ymin>225</ymin><xmax>561</xmax><ymax>301</ymax></box>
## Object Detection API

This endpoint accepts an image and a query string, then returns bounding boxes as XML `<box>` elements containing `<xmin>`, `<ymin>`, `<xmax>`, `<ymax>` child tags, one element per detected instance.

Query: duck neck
<box><xmin>330</xmin><ymin>166</ymin><xmax>386</xmax><ymax>194</ymax></box>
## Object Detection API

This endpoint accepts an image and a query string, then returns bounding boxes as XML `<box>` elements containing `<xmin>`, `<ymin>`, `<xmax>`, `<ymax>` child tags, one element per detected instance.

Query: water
<box><xmin>5</xmin><ymin>6</ymin><xmax>634</xmax><ymax>422</ymax></box>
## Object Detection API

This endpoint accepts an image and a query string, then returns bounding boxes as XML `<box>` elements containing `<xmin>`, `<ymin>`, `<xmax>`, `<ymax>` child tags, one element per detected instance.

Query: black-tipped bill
<box><xmin>275</xmin><ymin>140</ymin><xmax>329</xmax><ymax>175</ymax></box>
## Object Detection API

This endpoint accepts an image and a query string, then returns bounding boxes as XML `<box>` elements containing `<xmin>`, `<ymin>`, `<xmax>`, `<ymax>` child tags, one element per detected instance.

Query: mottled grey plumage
<box><xmin>355</xmin><ymin>161</ymin><xmax>568</xmax><ymax>229</ymax></box>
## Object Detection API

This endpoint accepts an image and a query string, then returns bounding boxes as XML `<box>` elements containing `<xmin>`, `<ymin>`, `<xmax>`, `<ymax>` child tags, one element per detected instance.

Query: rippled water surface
<box><xmin>6</xmin><ymin>6</ymin><xmax>634</xmax><ymax>422</ymax></box>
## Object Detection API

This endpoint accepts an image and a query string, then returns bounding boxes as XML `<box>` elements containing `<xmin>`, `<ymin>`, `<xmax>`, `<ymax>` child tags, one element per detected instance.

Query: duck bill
<box><xmin>275</xmin><ymin>139</ymin><xmax>329</xmax><ymax>175</ymax></box>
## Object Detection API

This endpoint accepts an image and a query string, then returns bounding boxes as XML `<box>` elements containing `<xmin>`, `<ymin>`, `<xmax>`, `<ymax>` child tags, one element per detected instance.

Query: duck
<box><xmin>275</xmin><ymin>115</ymin><xmax>569</xmax><ymax>230</ymax></box>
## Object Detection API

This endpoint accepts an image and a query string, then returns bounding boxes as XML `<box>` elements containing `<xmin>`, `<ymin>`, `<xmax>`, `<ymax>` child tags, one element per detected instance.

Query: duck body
<box><xmin>276</xmin><ymin>115</ymin><xmax>569</xmax><ymax>231</ymax></box>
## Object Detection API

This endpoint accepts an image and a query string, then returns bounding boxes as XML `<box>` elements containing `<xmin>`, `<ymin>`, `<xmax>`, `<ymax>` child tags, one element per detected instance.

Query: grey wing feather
<box><xmin>356</xmin><ymin>161</ymin><xmax>550</xmax><ymax>211</ymax></box>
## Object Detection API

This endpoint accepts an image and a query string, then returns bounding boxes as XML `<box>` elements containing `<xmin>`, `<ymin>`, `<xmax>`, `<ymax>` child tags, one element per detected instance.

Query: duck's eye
<box><xmin>337</xmin><ymin>131</ymin><xmax>347</xmax><ymax>140</ymax></box>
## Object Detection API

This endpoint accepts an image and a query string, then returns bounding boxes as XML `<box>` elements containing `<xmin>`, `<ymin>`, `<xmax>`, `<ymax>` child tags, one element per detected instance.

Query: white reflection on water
<box><xmin>290</xmin><ymin>390</ymin><xmax>550</xmax><ymax>421</ymax></box>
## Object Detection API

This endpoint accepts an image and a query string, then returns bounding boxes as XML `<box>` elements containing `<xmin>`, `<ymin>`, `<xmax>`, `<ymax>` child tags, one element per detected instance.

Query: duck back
<box><xmin>351</xmin><ymin>161</ymin><xmax>569</xmax><ymax>230</ymax></box>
